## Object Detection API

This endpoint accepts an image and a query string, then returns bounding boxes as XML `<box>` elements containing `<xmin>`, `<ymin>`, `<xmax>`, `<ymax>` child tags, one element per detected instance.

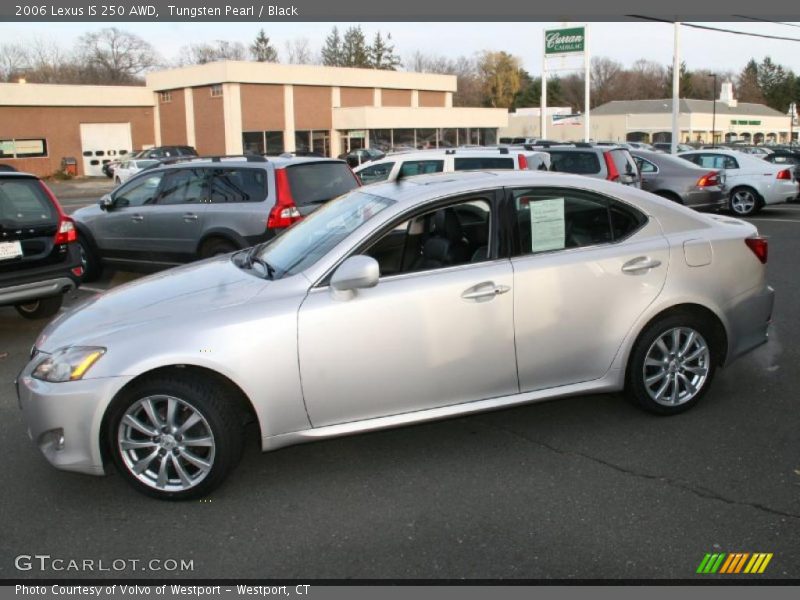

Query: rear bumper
<box><xmin>684</xmin><ymin>189</ymin><xmax>726</xmax><ymax>211</ymax></box>
<box><xmin>722</xmin><ymin>284</ymin><xmax>775</xmax><ymax>366</ymax></box>
<box><xmin>0</xmin><ymin>277</ymin><xmax>76</xmax><ymax>306</ymax></box>
<box><xmin>764</xmin><ymin>181</ymin><xmax>799</xmax><ymax>205</ymax></box>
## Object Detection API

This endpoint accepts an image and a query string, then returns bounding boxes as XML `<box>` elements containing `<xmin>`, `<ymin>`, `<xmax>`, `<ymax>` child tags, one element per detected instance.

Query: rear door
<box><xmin>204</xmin><ymin>167</ymin><xmax>269</xmax><ymax>242</ymax></box>
<box><xmin>507</xmin><ymin>185</ymin><xmax>669</xmax><ymax>391</ymax></box>
<box><xmin>146</xmin><ymin>168</ymin><xmax>208</xmax><ymax>262</ymax></box>
<box><xmin>0</xmin><ymin>177</ymin><xmax>61</xmax><ymax>279</ymax></box>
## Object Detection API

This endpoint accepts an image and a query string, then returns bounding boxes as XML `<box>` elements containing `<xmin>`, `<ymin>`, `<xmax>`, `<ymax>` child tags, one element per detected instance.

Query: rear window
<box><xmin>454</xmin><ymin>157</ymin><xmax>515</xmax><ymax>170</ymax></box>
<box><xmin>0</xmin><ymin>178</ymin><xmax>56</xmax><ymax>227</ymax></box>
<box><xmin>548</xmin><ymin>151</ymin><xmax>602</xmax><ymax>174</ymax></box>
<box><xmin>286</xmin><ymin>162</ymin><xmax>359</xmax><ymax>206</ymax></box>
<box><xmin>209</xmin><ymin>168</ymin><xmax>268</xmax><ymax>203</ymax></box>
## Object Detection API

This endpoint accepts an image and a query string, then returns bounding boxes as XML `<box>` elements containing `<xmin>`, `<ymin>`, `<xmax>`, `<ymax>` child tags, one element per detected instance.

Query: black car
<box><xmin>0</xmin><ymin>172</ymin><xmax>82</xmax><ymax>318</ymax></box>
<box><xmin>337</xmin><ymin>147</ymin><xmax>385</xmax><ymax>168</ymax></box>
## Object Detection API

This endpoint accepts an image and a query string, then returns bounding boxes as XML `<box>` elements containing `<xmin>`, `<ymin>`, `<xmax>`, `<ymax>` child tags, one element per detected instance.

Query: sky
<box><xmin>3</xmin><ymin>21</ymin><xmax>800</xmax><ymax>77</ymax></box>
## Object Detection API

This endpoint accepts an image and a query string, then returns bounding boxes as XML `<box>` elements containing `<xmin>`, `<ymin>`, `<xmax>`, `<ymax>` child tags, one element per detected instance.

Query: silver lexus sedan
<box><xmin>17</xmin><ymin>171</ymin><xmax>774</xmax><ymax>500</ymax></box>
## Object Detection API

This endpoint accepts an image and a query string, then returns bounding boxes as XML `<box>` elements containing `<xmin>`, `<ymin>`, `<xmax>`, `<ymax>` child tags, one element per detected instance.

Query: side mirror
<box><xmin>330</xmin><ymin>255</ymin><xmax>379</xmax><ymax>299</ymax></box>
<box><xmin>99</xmin><ymin>194</ymin><xmax>113</xmax><ymax>210</ymax></box>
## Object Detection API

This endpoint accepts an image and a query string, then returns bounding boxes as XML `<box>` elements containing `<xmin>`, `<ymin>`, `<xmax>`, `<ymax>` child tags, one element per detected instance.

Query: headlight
<box><xmin>32</xmin><ymin>347</ymin><xmax>106</xmax><ymax>382</ymax></box>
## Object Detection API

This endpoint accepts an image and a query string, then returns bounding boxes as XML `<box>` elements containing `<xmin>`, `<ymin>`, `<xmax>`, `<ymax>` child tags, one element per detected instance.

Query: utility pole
<box><xmin>671</xmin><ymin>22</ymin><xmax>680</xmax><ymax>154</ymax></box>
<box><xmin>711</xmin><ymin>73</ymin><xmax>717</xmax><ymax>148</ymax></box>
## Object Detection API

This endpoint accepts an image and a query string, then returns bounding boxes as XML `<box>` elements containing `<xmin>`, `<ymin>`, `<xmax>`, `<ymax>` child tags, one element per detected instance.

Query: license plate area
<box><xmin>0</xmin><ymin>240</ymin><xmax>23</xmax><ymax>261</ymax></box>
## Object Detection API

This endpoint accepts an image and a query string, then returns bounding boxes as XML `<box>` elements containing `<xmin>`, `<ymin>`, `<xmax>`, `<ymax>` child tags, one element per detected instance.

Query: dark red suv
<box><xmin>0</xmin><ymin>172</ymin><xmax>82</xmax><ymax>319</ymax></box>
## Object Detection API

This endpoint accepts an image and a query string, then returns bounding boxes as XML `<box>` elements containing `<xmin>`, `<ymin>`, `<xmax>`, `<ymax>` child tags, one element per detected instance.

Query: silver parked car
<box><xmin>17</xmin><ymin>171</ymin><xmax>774</xmax><ymax>500</ymax></box>
<box><xmin>632</xmin><ymin>150</ymin><xmax>727</xmax><ymax>211</ymax></box>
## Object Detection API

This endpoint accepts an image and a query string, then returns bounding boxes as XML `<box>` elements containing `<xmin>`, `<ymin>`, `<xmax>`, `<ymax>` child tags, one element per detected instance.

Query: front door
<box><xmin>297</xmin><ymin>193</ymin><xmax>519</xmax><ymax>427</ymax></box>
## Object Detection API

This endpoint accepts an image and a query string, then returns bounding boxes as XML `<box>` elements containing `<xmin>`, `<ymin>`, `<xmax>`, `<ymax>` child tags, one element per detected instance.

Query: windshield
<box><xmin>255</xmin><ymin>190</ymin><xmax>395</xmax><ymax>278</ymax></box>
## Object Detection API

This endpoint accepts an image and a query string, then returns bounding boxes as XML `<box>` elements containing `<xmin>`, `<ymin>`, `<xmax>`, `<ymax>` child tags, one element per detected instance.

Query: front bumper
<box><xmin>16</xmin><ymin>363</ymin><xmax>131</xmax><ymax>476</ymax></box>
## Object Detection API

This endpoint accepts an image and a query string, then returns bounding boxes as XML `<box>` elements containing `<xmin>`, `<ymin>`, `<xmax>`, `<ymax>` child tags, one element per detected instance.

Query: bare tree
<box><xmin>0</xmin><ymin>43</ymin><xmax>28</xmax><ymax>81</ymax></box>
<box><xmin>591</xmin><ymin>56</ymin><xmax>623</xmax><ymax>107</ymax></box>
<box><xmin>77</xmin><ymin>27</ymin><xmax>159</xmax><ymax>83</ymax></box>
<box><xmin>178</xmin><ymin>40</ymin><xmax>247</xmax><ymax>66</ymax></box>
<box><xmin>284</xmin><ymin>38</ymin><xmax>313</xmax><ymax>64</ymax></box>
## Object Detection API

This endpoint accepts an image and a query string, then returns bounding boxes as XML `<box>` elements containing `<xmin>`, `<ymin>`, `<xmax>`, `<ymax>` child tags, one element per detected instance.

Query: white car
<box><xmin>354</xmin><ymin>149</ymin><xmax>550</xmax><ymax>185</ymax></box>
<box><xmin>679</xmin><ymin>149</ymin><xmax>799</xmax><ymax>216</ymax></box>
<box><xmin>113</xmin><ymin>159</ymin><xmax>161</xmax><ymax>185</ymax></box>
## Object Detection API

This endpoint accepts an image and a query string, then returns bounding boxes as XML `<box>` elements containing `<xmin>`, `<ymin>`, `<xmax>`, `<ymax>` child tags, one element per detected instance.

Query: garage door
<box><xmin>80</xmin><ymin>123</ymin><xmax>133</xmax><ymax>177</ymax></box>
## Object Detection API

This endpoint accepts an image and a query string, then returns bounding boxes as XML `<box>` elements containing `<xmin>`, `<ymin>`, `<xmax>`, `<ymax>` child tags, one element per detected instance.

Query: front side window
<box><xmin>357</xmin><ymin>162</ymin><xmax>395</xmax><ymax>185</ymax></box>
<box><xmin>113</xmin><ymin>173</ymin><xmax>165</xmax><ymax>207</ymax></box>
<box><xmin>155</xmin><ymin>169</ymin><xmax>206</xmax><ymax>205</ymax></box>
<box><xmin>256</xmin><ymin>191</ymin><xmax>395</xmax><ymax>278</ymax></box>
<box><xmin>363</xmin><ymin>198</ymin><xmax>492</xmax><ymax>276</ymax></box>
<box><xmin>208</xmin><ymin>168</ymin><xmax>267</xmax><ymax>203</ymax></box>
<box><xmin>398</xmin><ymin>160</ymin><xmax>444</xmax><ymax>177</ymax></box>
<box><xmin>510</xmin><ymin>187</ymin><xmax>646</xmax><ymax>256</ymax></box>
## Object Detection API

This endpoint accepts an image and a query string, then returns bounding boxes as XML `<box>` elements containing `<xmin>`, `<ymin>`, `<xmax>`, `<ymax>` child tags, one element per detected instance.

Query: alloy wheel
<box><xmin>642</xmin><ymin>327</ymin><xmax>710</xmax><ymax>407</ymax></box>
<box><xmin>117</xmin><ymin>395</ymin><xmax>216</xmax><ymax>492</ymax></box>
<box><xmin>731</xmin><ymin>190</ymin><xmax>756</xmax><ymax>215</ymax></box>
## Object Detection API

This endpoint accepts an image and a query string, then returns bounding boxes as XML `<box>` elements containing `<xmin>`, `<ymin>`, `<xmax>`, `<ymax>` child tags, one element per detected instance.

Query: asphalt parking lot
<box><xmin>0</xmin><ymin>193</ymin><xmax>798</xmax><ymax>580</ymax></box>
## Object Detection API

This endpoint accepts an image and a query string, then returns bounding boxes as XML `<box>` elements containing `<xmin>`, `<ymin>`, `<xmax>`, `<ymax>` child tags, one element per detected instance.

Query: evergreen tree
<box><xmin>250</xmin><ymin>29</ymin><xmax>278</xmax><ymax>62</ymax></box>
<box><xmin>664</xmin><ymin>61</ymin><xmax>692</xmax><ymax>98</ymax></box>
<box><xmin>369</xmin><ymin>32</ymin><xmax>401</xmax><ymax>70</ymax></box>
<box><xmin>321</xmin><ymin>27</ymin><xmax>343</xmax><ymax>66</ymax></box>
<box><xmin>341</xmin><ymin>26</ymin><xmax>370</xmax><ymax>68</ymax></box>
<box><xmin>736</xmin><ymin>59</ymin><xmax>763</xmax><ymax>103</ymax></box>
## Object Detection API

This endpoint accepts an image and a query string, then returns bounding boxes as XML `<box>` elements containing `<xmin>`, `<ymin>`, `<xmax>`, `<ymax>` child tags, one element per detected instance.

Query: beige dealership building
<box><xmin>1</xmin><ymin>61</ymin><xmax>507</xmax><ymax>177</ymax></box>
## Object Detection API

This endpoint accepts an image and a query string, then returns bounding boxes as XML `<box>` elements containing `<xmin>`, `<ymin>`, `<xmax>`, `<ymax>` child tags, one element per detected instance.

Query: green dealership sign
<box><xmin>544</xmin><ymin>27</ymin><xmax>585</xmax><ymax>55</ymax></box>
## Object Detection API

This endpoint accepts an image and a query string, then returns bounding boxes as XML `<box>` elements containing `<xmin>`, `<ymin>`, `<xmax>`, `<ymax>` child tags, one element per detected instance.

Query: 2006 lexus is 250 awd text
<box><xmin>16</xmin><ymin>170</ymin><xmax>774</xmax><ymax>499</ymax></box>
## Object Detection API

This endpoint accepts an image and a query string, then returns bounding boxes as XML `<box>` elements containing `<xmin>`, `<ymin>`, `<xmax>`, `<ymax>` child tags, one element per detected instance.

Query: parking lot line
<box><xmin>749</xmin><ymin>218</ymin><xmax>800</xmax><ymax>223</ymax></box>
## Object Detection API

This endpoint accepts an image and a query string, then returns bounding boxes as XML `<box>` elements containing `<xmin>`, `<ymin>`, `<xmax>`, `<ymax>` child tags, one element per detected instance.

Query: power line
<box><xmin>628</xmin><ymin>15</ymin><xmax>800</xmax><ymax>42</ymax></box>
<box><xmin>733</xmin><ymin>16</ymin><xmax>800</xmax><ymax>29</ymax></box>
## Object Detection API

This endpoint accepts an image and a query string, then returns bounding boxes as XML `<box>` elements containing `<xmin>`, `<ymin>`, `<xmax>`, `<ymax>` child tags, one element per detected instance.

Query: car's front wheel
<box><xmin>107</xmin><ymin>376</ymin><xmax>243</xmax><ymax>500</ymax></box>
<box><xmin>627</xmin><ymin>312</ymin><xmax>719</xmax><ymax>415</ymax></box>
<box><xmin>15</xmin><ymin>295</ymin><xmax>63</xmax><ymax>319</ymax></box>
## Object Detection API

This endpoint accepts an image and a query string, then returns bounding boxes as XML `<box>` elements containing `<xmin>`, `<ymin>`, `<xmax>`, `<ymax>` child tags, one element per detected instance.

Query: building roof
<box><xmin>592</xmin><ymin>99</ymin><xmax>785</xmax><ymax>117</ymax></box>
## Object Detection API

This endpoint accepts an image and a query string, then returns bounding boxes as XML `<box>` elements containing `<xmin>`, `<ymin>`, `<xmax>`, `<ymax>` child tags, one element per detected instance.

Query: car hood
<box><xmin>36</xmin><ymin>256</ymin><xmax>265</xmax><ymax>352</ymax></box>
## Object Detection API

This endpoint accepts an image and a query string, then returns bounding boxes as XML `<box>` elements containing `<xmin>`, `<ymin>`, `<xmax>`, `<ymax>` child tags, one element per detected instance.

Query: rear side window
<box><xmin>358</xmin><ymin>162</ymin><xmax>395</xmax><ymax>184</ymax></box>
<box><xmin>209</xmin><ymin>168</ymin><xmax>267</xmax><ymax>203</ymax></box>
<box><xmin>156</xmin><ymin>169</ymin><xmax>206</xmax><ymax>205</ymax></box>
<box><xmin>454</xmin><ymin>157</ymin><xmax>515</xmax><ymax>170</ymax></box>
<box><xmin>285</xmin><ymin>162</ymin><xmax>359</xmax><ymax>206</ymax></box>
<box><xmin>0</xmin><ymin>178</ymin><xmax>56</xmax><ymax>227</ymax></box>
<box><xmin>398</xmin><ymin>160</ymin><xmax>444</xmax><ymax>177</ymax></box>
<box><xmin>548</xmin><ymin>151</ymin><xmax>602</xmax><ymax>175</ymax></box>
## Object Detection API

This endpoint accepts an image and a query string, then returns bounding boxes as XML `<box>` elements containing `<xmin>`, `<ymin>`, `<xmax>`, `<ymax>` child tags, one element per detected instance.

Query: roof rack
<box><xmin>158</xmin><ymin>154</ymin><xmax>268</xmax><ymax>166</ymax></box>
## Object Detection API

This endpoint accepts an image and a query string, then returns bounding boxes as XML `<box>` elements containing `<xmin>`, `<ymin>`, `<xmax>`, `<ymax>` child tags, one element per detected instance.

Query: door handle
<box><xmin>621</xmin><ymin>256</ymin><xmax>662</xmax><ymax>274</ymax></box>
<box><xmin>461</xmin><ymin>282</ymin><xmax>511</xmax><ymax>302</ymax></box>
<box><xmin>131</xmin><ymin>214</ymin><xmax>144</xmax><ymax>222</ymax></box>
<box><xmin>183</xmin><ymin>213</ymin><xmax>198</xmax><ymax>222</ymax></box>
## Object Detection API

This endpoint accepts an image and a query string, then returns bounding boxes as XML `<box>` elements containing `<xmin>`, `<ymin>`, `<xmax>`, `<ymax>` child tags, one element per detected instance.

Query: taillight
<box><xmin>745</xmin><ymin>236</ymin><xmax>768</xmax><ymax>264</ymax></box>
<box><xmin>517</xmin><ymin>153</ymin><xmax>529</xmax><ymax>170</ymax></box>
<box><xmin>39</xmin><ymin>180</ymin><xmax>78</xmax><ymax>244</ymax></box>
<box><xmin>267</xmin><ymin>168</ymin><xmax>302</xmax><ymax>229</ymax></box>
<box><xmin>603</xmin><ymin>151</ymin><xmax>620</xmax><ymax>182</ymax></box>
<box><xmin>696</xmin><ymin>171</ymin><xmax>720</xmax><ymax>187</ymax></box>
<box><xmin>777</xmin><ymin>169</ymin><xmax>792</xmax><ymax>180</ymax></box>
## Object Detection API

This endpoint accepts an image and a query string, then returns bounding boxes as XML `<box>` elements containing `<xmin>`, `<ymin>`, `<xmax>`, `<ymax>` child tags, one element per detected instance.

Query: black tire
<box><xmin>200</xmin><ymin>238</ymin><xmax>237</xmax><ymax>258</ymax></box>
<box><xmin>15</xmin><ymin>295</ymin><xmax>63</xmax><ymax>319</ymax></box>
<box><xmin>78</xmin><ymin>238</ymin><xmax>102</xmax><ymax>282</ymax></box>
<box><xmin>729</xmin><ymin>187</ymin><xmax>762</xmax><ymax>217</ymax></box>
<box><xmin>106</xmin><ymin>375</ymin><xmax>243</xmax><ymax>500</ymax></box>
<box><xmin>626</xmin><ymin>312</ymin><xmax>719</xmax><ymax>415</ymax></box>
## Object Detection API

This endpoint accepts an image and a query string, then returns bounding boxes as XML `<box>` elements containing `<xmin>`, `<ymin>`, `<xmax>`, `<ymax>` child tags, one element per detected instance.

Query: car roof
<box><xmin>355</xmin><ymin>149</ymin><xmax>523</xmax><ymax>170</ymax></box>
<box><xmin>152</xmin><ymin>155</ymin><xmax>346</xmax><ymax>171</ymax></box>
<box><xmin>0</xmin><ymin>170</ymin><xmax>37</xmax><ymax>179</ymax></box>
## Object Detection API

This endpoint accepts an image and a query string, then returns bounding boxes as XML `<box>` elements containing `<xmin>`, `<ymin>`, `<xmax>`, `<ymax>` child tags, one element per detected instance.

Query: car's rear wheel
<box><xmin>107</xmin><ymin>376</ymin><xmax>243</xmax><ymax>500</ymax></box>
<box><xmin>729</xmin><ymin>187</ymin><xmax>761</xmax><ymax>216</ymax></box>
<box><xmin>627</xmin><ymin>313</ymin><xmax>718</xmax><ymax>415</ymax></box>
<box><xmin>15</xmin><ymin>295</ymin><xmax>63</xmax><ymax>319</ymax></box>
<box><xmin>200</xmin><ymin>238</ymin><xmax>237</xmax><ymax>258</ymax></box>
<box><xmin>78</xmin><ymin>238</ymin><xmax>102</xmax><ymax>282</ymax></box>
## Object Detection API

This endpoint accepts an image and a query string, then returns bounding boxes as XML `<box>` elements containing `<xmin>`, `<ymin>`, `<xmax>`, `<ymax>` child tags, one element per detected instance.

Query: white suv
<box><xmin>354</xmin><ymin>148</ymin><xmax>550</xmax><ymax>185</ymax></box>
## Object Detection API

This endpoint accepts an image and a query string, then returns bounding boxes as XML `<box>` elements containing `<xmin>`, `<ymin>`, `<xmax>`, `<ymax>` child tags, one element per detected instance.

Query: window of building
<box><xmin>416</xmin><ymin>129</ymin><xmax>437</xmax><ymax>149</ymax></box>
<box><xmin>0</xmin><ymin>138</ymin><xmax>48</xmax><ymax>159</ymax></box>
<box><xmin>210</xmin><ymin>85</ymin><xmax>223</xmax><ymax>98</ymax></box>
<box><xmin>159</xmin><ymin>91</ymin><xmax>172</xmax><ymax>103</ymax></box>
<box><xmin>393</xmin><ymin>129</ymin><xmax>415</xmax><ymax>148</ymax></box>
<box><xmin>242</xmin><ymin>131</ymin><xmax>285</xmax><ymax>156</ymax></box>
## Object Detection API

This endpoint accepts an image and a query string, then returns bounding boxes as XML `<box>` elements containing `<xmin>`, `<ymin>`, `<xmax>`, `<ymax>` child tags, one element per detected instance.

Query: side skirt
<box><xmin>261</xmin><ymin>369</ymin><xmax>623</xmax><ymax>452</ymax></box>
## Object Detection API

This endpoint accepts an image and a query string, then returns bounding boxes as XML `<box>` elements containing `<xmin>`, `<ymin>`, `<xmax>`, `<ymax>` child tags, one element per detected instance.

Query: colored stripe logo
<box><xmin>697</xmin><ymin>552</ymin><xmax>773</xmax><ymax>574</ymax></box>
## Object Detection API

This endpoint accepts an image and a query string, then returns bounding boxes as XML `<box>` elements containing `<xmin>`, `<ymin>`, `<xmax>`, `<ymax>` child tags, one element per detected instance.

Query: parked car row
<box><xmin>102</xmin><ymin>146</ymin><xmax>198</xmax><ymax>178</ymax></box>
